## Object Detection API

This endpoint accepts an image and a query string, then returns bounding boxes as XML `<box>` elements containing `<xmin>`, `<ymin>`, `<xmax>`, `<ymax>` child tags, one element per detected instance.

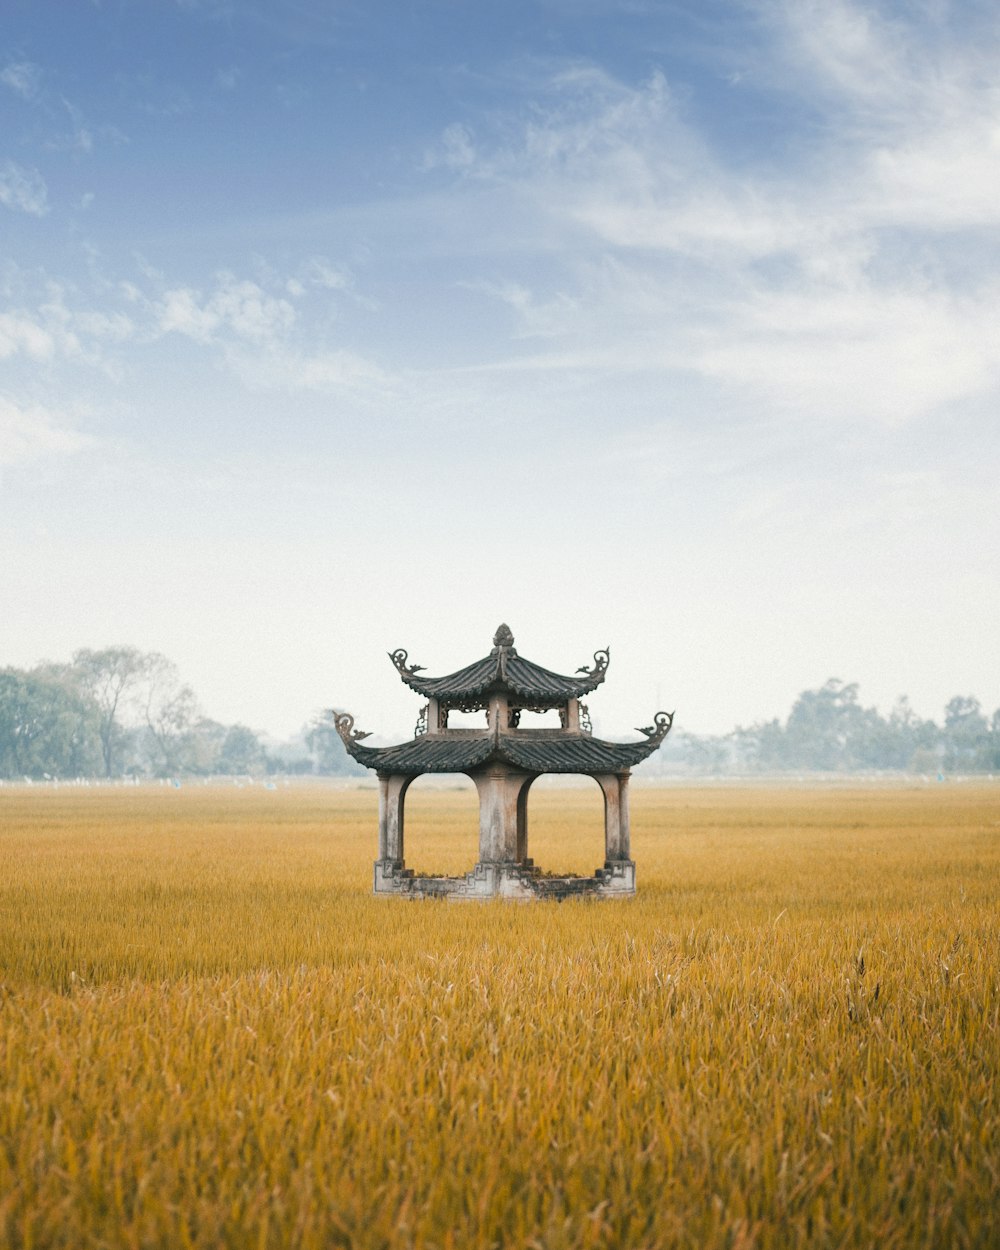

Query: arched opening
<box><xmin>402</xmin><ymin>773</ymin><xmax>480</xmax><ymax>876</ymax></box>
<box><xmin>523</xmin><ymin>774</ymin><xmax>606</xmax><ymax>877</ymax></box>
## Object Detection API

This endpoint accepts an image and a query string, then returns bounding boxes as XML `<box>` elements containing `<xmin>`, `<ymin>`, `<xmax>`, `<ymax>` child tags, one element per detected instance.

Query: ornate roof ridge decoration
<box><xmin>576</xmin><ymin>646</ymin><xmax>610</xmax><ymax>681</ymax></box>
<box><xmin>332</xmin><ymin>710</ymin><xmax>371</xmax><ymax>744</ymax></box>
<box><xmin>387</xmin><ymin>624</ymin><xmax>611</xmax><ymax>705</ymax></box>
<box><xmin>634</xmin><ymin>710</ymin><xmax>674</xmax><ymax>744</ymax></box>
<box><xmin>491</xmin><ymin>622</ymin><xmax>516</xmax><ymax>654</ymax></box>
<box><xmin>388</xmin><ymin>648</ymin><xmax>425</xmax><ymax>678</ymax></box>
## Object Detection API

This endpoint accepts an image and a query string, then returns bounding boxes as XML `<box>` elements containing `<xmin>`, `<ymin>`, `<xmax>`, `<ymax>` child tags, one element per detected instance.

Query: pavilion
<box><xmin>335</xmin><ymin>624</ymin><xmax>673</xmax><ymax>898</ymax></box>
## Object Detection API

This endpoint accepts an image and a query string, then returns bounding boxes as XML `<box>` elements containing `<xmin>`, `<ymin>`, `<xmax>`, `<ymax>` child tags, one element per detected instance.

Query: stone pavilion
<box><xmin>335</xmin><ymin>625</ymin><xmax>673</xmax><ymax>899</ymax></box>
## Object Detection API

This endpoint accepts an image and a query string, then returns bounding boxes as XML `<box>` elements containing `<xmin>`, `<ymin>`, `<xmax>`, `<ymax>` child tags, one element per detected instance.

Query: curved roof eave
<box><xmin>335</xmin><ymin>719</ymin><xmax>673</xmax><ymax>776</ymax></box>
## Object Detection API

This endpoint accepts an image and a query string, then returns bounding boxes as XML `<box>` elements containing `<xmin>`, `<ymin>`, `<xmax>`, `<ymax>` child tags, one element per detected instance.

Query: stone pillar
<box><xmin>617</xmin><ymin>772</ymin><xmax>631</xmax><ymax>860</ymax></box>
<box><xmin>595</xmin><ymin>770</ymin><xmax>625</xmax><ymax>860</ymax></box>
<box><xmin>377</xmin><ymin>774</ymin><xmax>390</xmax><ymax>859</ymax></box>
<box><xmin>378</xmin><ymin>773</ymin><xmax>410</xmax><ymax>863</ymax></box>
<box><xmin>474</xmin><ymin>766</ymin><xmax>520</xmax><ymax>862</ymax></box>
<box><xmin>565</xmin><ymin>698</ymin><xmax>580</xmax><ymax>731</ymax></box>
<box><xmin>515</xmin><ymin>775</ymin><xmax>535</xmax><ymax>862</ymax></box>
<box><xmin>487</xmin><ymin>693</ymin><xmax>509</xmax><ymax>733</ymax></box>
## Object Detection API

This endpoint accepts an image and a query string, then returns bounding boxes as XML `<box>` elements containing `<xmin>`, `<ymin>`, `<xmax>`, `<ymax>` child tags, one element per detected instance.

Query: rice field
<box><xmin>1</xmin><ymin>782</ymin><xmax>997</xmax><ymax>1249</ymax></box>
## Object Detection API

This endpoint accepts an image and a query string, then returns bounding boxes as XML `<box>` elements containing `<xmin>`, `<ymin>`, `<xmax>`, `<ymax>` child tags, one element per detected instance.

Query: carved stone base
<box><xmin>373</xmin><ymin>858</ymin><xmax>636</xmax><ymax>900</ymax></box>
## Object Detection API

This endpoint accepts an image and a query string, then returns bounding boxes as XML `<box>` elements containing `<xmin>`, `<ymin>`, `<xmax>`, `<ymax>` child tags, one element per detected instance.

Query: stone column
<box><xmin>474</xmin><ymin>766</ymin><xmax>520</xmax><ymax>862</ymax></box>
<box><xmin>378</xmin><ymin>773</ymin><xmax>410</xmax><ymax>863</ymax></box>
<box><xmin>487</xmin><ymin>693</ymin><xmax>509</xmax><ymax>732</ymax></box>
<box><xmin>377</xmin><ymin>774</ymin><xmax>390</xmax><ymax>859</ymax></box>
<box><xmin>594</xmin><ymin>772</ymin><xmax>631</xmax><ymax>862</ymax></box>
<box><xmin>515</xmin><ymin>775</ymin><xmax>535</xmax><ymax>862</ymax></box>
<box><xmin>617</xmin><ymin>772</ymin><xmax>631</xmax><ymax>860</ymax></box>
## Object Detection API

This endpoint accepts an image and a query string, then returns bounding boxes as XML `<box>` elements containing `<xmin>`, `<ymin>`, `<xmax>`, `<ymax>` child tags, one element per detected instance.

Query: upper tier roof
<box><xmin>388</xmin><ymin>623</ymin><xmax>609</xmax><ymax>709</ymax></box>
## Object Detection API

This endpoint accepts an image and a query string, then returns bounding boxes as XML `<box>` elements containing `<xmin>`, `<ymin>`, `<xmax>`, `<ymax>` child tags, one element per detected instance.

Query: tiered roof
<box><xmin>334</xmin><ymin>624</ymin><xmax>673</xmax><ymax>777</ymax></box>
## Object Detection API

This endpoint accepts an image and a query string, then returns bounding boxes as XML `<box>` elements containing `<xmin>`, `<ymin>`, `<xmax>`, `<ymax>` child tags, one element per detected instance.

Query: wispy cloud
<box><xmin>0</xmin><ymin>311</ymin><xmax>55</xmax><ymax>359</ymax></box>
<box><xmin>157</xmin><ymin>275</ymin><xmax>296</xmax><ymax>343</ymax></box>
<box><xmin>423</xmin><ymin>122</ymin><xmax>477</xmax><ymax>171</ymax></box>
<box><xmin>1</xmin><ymin>59</ymin><xmax>42</xmax><ymax>100</ymax></box>
<box><xmin>418</xmin><ymin>4</ymin><xmax>1000</xmax><ymax>432</ymax></box>
<box><xmin>0</xmin><ymin>161</ymin><xmax>49</xmax><ymax>215</ymax></box>
<box><xmin>0</xmin><ymin>395</ymin><xmax>91</xmax><ymax>467</ymax></box>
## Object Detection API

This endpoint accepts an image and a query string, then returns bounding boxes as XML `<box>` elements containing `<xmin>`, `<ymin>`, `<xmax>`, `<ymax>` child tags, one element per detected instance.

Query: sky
<box><xmin>2</xmin><ymin>0</ymin><xmax>999</xmax><ymax>743</ymax></box>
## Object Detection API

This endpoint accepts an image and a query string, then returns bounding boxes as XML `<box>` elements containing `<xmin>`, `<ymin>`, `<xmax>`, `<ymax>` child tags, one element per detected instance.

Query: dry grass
<box><xmin>1</xmin><ymin>782</ymin><xmax>998</xmax><ymax>1249</ymax></box>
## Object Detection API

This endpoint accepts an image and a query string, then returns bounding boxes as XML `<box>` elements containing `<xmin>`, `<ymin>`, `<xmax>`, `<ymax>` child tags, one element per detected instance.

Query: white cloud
<box><xmin>0</xmin><ymin>312</ymin><xmax>54</xmax><ymax>360</ymax></box>
<box><xmin>151</xmin><ymin>269</ymin><xmax>388</xmax><ymax>393</ymax></box>
<box><xmin>694</xmin><ymin>283</ymin><xmax>1000</xmax><ymax>426</ymax></box>
<box><xmin>467</xmin><ymin>280</ymin><xmax>580</xmax><ymax>339</ymax></box>
<box><xmin>62</xmin><ymin>100</ymin><xmax>94</xmax><ymax>154</ymax></box>
<box><xmin>0</xmin><ymin>162</ymin><xmax>49</xmax><ymax>215</ymax></box>
<box><xmin>74</xmin><ymin>310</ymin><xmax>135</xmax><ymax>342</ymax></box>
<box><xmin>306</xmin><ymin>257</ymin><xmax>349</xmax><ymax>290</ymax></box>
<box><xmin>157</xmin><ymin>275</ymin><xmax>295</xmax><ymax>344</ymax></box>
<box><xmin>1</xmin><ymin>60</ymin><xmax>41</xmax><ymax>100</ymax></box>
<box><xmin>0</xmin><ymin>289</ymin><xmax>139</xmax><ymax>375</ymax></box>
<box><xmin>431</xmin><ymin>7</ymin><xmax>1000</xmax><ymax>431</ymax></box>
<box><xmin>0</xmin><ymin>395</ymin><xmax>90</xmax><ymax>467</ymax></box>
<box><xmin>425</xmin><ymin>122</ymin><xmax>477</xmax><ymax>171</ymax></box>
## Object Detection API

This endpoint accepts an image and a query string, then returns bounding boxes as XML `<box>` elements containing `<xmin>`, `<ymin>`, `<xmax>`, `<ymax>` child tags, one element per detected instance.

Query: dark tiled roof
<box><xmin>347</xmin><ymin>734</ymin><xmax>495</xmax><ymax>774</ymax></box>
<box><xmin>390</xmin><ymin>625</ymin><xmax>609</xmax><ymax>707</ymax></box>
<box><xmin>345</xmin><ymin>730</ymin><xmax>663</xmax><ymax>775</ymax></box>
<box><xmin>498</xmin><ymin>734</ymin><xmax>662</xmax><ymax>772</ymax></box>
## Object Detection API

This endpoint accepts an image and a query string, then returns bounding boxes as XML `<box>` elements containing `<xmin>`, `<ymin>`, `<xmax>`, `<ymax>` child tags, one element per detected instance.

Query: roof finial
<box><xmin>493</xmin><ymin>623</ymin><xmax>514</xmax><ymax>649</ymax></box>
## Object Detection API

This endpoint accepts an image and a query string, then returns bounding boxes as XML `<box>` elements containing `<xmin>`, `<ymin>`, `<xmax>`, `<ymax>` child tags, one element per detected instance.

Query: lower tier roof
<box><xmin>342</xmin><ymin>729</ymin><xmax>667</xmax><ymax>775</ymax></box>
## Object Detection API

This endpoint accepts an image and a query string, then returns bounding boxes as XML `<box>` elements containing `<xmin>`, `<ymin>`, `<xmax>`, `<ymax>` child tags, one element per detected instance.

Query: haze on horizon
<box><xmin>2</xmin><ymin>0</ymin><xmax>998</xmax><ymax>743</ymax></box>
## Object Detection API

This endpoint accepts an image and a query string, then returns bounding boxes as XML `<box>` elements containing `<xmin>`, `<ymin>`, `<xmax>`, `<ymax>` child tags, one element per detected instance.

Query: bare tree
<box><xmin>141</xmin><ymin>655</ymin><xmax>200</xmax><ymax>776</ymax></box>
<box><xmin>72</xmin><ymin>646</ymin><xmax>158</xmax><ymax>777</ymax></box>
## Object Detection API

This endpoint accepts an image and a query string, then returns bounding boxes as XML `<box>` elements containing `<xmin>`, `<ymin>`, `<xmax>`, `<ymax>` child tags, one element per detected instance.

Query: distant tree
<box><xmin>187</xmin><ymin>718</ymin><xmax>228</xmax><ymax>775</ymax></box>
<box><xmin>218</xmin><ymin>724</ymin><xmax>266</xmax><ymax>775</ymax></box>
<box><xmin>731</xmin><ymin>718</ymin><xmax>787</xmax><ymax>772</ymax></box>
<box><xmin>263</xmin><ymin>730</ymin><xmax>314</xmax><ymax>775</ymax></box>
<box><xmin>942</xmin><ymin>696</ymin><xmax>989</xmax><ymax>772</ymax></box>
<box><xmin>979</xmin><ymin>709</ymin><xmax>1000</xmax><ymax>772</ymax></box>
<box><xmin>682</xmin><ymin>732</ymin><xmax>732</xmax><ymax>775</ymax></box>
<box><xmin>142</xmin><ymin>656</ymin><xmax>200</xmax><ymax>776</ymax></box>
<box><xmin>72</xmin><ymin>646</ymin><xmax>159</xmax><ymax>777</ymax></box>
<box><xmin>0</xmin><ymin>667</ymin><xmax>101</xmax><ymax>779</ymax></box>
<box><xmin>884</xmin><ymin>696</ymin><xmax>939</xmax><ymax>771</ymax></box>
<box><xmin>728</xmin><ymin>683</ymin><xmax>942</xmax><ymax>774</ymax></box>
<box><xmin>782</xmin><ymin>679</ymin><xmax>871</xmax><ymax>770</ymax></box>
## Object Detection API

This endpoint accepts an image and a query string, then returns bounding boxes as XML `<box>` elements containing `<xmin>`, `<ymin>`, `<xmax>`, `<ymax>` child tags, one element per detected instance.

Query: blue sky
<box><xmin>2</xmin><ymin>0</ymin><xmax>998</xmax><ymax>741</ymax></box>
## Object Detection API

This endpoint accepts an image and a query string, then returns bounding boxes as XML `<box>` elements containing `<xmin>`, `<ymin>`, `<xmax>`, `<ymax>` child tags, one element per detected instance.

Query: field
<box><xmin>1</xmin><ymin>782</ymin><xmax>998</xmax><ymax>1250</ymax></box>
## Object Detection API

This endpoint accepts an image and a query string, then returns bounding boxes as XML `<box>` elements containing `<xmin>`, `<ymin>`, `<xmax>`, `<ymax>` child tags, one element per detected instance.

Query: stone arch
<box><xmin>522</xmin><ymin>773</ymin><xmax>609</xmax><ymax>877</ymax></box>
<box><xmin>402</xmin><ymin>773</ymin><xmax>479</xmax><ymax>875</ymax></box>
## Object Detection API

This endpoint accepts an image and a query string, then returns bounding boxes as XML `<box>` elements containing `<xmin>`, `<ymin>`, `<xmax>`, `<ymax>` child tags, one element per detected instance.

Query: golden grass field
<box><xmin>1</xmin><ymin>782</ymin><xmax>998</xmax><ymax>1249</ymax></box>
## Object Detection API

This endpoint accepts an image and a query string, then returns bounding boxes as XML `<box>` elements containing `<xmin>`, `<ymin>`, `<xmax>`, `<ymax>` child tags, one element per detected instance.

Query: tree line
<box><xmin>0</xmin><ymin>647</ymin><xmax>363</xmax><ymax>780</ymax></box>
<box><xmin>676</xmin><ymin>679</ymin><xmax>1000</xmax><ymax>775</ymax></box>
<box><xmin>4</xmin><ymin>654</ymin><xmax>998</xmax><ymax>780</ymax></box>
